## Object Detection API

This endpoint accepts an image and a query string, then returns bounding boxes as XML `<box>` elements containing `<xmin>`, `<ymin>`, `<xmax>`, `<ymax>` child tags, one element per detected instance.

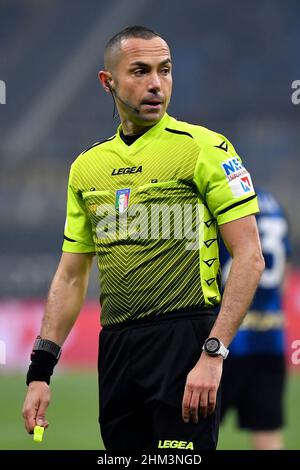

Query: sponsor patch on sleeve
<box><xmin>221</xmin><ymin>158</ymin><xmax>254</xmax><ymax>197</ymax></box>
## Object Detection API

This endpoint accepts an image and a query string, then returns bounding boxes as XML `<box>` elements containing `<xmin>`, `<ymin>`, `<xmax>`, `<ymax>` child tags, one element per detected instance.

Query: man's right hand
<box><xmin>22</xmin><ymin>381</ymin><xmax>50</xmax><ymax>434</ymax></box>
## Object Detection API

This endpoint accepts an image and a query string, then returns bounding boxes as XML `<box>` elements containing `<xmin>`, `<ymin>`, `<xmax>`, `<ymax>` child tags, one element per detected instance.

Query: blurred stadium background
<box><xmin>0</xmin><ymin>0</ymin><xmax>299</xmax><ymax>450</ymax></box>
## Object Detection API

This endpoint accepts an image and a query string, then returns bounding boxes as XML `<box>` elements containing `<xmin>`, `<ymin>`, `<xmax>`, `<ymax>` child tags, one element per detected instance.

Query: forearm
<box><xmin>210</xmin><ymin>251</ymin><xmax>264</xmax><ymax>346</ymax></box>
<box><xmin>40</xmin><ymin>260</ymin><xmax>90</xmax><ymax>345</ymax></box>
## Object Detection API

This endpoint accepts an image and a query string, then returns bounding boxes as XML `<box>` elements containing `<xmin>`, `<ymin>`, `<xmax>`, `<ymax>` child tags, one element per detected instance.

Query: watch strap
<box><xmin>33</xmin><ymin>337</ymin><xmax>62</xmax><ymax>360</ymax></box>
<box><xmin>219</xmin><ymin>342</ymin><xmax>229</xmax><ymax>359</ymax></box>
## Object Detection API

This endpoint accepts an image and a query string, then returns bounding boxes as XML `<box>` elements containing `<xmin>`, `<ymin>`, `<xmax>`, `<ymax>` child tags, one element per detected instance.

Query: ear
<box><xmin>98</xmin><ymin>70</ymin><xmax>112</xmax><ymax>93</ymax></box>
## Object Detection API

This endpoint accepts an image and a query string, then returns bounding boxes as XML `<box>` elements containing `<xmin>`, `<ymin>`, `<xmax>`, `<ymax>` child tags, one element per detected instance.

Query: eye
<box><xmin>134</xmin><ymin>68</ymin><xmax>146</xmax><ymax>76</ymax></box>
<box><xmin>161</xmin><ymin>67</ymin><xmax>170</xmax><ymax>75</ymax></box>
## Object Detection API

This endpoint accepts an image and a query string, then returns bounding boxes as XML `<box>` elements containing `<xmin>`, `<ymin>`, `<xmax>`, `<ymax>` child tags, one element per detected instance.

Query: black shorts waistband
<box><xmin>101</xmin><ymin>306</ymin><xmax>217</xmax><ymax>331</ymax></box>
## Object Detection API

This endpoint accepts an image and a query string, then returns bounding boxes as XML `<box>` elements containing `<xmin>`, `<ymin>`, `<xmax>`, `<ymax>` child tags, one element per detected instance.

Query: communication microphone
<box><xmin>107</xmin><ymin>81</ymin><xmax>140</xmax><ymax>114</ymax></box>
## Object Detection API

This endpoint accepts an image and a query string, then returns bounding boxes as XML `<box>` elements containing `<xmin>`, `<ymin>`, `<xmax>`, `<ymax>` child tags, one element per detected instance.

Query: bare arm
<box><xmin>210</xmin><ymin>215</ymin><xmax>265</xmax><ymax>345</ymax></box>
<box><xmin>22</xmin><ymin>252</ymin><xmax>94</xmax><ymax>433</ymax></box>
<box><xmin>182</xmin><ymin>215</ymin><xmax>265</xmax><ymax>423</ymax></box>
<box><xmin>40</xmin><ymin>252</ymin><xmax>94</xmax><ymax>345</ymax></box>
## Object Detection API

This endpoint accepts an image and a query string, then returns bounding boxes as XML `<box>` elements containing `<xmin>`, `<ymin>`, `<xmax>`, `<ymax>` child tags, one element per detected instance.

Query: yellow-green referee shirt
<box><xmin>63</xmin><ymin>113</ymin><xmax>259</xmax><ymax>326</ymax></box>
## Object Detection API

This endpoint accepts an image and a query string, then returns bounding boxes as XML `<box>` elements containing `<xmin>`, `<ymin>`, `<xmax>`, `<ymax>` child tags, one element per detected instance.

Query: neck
<box><xmin>120</xmin><ymin>116</ymin><xmax>155</xmax><ymax>136</ymax></box>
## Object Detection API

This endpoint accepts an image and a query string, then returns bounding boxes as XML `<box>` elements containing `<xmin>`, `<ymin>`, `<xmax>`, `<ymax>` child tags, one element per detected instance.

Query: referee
<box><xmin>22</xmin><ymin>26</ymin><xmax>265</xmax><ymax>450</ymax></box>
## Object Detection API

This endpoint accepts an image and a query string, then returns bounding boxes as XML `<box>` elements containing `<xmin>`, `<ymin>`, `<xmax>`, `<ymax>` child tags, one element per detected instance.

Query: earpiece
<box><xmin>106</xmin><ymin>80</ymin><xmax>139</xmax><ymax>114</ymax></box>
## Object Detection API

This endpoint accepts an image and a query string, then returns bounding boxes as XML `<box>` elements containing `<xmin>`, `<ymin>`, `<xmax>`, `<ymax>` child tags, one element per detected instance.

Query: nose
<box><xmin>147</xmin><ymin>72</ymin><xmax>161</xmax><ymax>92</ymax></box>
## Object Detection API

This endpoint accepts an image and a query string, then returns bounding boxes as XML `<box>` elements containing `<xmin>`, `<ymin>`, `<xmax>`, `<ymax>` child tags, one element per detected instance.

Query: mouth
<box><xmin>141</xmin><ymin>98</ymin><xmax>163</xmax><ymax>109</ymax></box>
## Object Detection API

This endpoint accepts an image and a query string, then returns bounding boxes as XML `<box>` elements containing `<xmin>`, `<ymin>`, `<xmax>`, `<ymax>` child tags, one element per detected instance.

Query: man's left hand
<box><xmin>182</xmin><ymin>353</ymin><xmax>223</xmax><ymax>423</ymax></box>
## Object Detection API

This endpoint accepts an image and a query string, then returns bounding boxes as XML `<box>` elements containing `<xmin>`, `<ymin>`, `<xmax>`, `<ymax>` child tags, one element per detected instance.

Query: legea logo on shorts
<box><xmin>158</xmin><ymin>440</ymin><xmax>194</xmax><ymax>450</ymax></box>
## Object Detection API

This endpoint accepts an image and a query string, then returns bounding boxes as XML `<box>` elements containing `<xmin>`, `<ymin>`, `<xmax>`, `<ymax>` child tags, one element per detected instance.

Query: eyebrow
<box><xmin>129</xmin><ymin>59</ymin><xmax>172</xmax><ymax>67</ymax></box>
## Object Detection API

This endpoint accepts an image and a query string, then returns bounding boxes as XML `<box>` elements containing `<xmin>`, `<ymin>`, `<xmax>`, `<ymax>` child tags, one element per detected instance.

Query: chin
<box><xmin>139</xmin><ymin>111</ymin><xmax>163</xmax><ymax>124</ymax></box>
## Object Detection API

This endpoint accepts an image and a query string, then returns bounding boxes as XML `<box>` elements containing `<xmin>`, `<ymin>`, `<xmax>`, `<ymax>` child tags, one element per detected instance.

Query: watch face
<box><xmin>205</xmin><ymin>338</ymin><xmax>220</xmax><ymax>354</ymax></box>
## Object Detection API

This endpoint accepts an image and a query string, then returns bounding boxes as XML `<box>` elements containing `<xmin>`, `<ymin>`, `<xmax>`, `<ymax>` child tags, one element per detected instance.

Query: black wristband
<box><xmin>26</xmin><ymin>350</ymin><xmax>59</xmax><ymax>386</ymax></box>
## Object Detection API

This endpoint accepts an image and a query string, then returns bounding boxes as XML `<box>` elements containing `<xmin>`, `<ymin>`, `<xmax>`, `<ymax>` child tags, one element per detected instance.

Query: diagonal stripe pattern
<box><xmin>63</xmin><ymin>114</ymin><xmax>259</xmax><ymax>325</ymax></box>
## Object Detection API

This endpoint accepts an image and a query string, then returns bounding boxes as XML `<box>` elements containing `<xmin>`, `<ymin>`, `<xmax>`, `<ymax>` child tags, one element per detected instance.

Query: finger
<box><xmin>182</xmin><ymin>385</ymin><xmax>192</xmax><ymax>423</ymax></box>
<box><xmin>208</xmin><ymin>388</ymin><xmax>217</xmax><ymax>415</ymax></box>
<box><xmin>36</xmin><ymin>398</ymin><xmax>50</xmax><ymax>427</ymax></box>
<box><xmin>22</xmin><ymin>405</ymin><xmax>38</xmax><ymax>434</ymax></box>
<box><xmin>199</xmin><ymin>389</ymin><xmax>209</xmax><ymax>419</ymax></box>
<box><xmin>36</xmin><ymin>419</ymin><xmax>49</xmax><ymax>429</ymax></box>
<box><xmin>188</xmin><ymin>390</ymin><xmax>200</xmax><ymax>424</ymax></box>
<box><xmin>23</xmin><ymin>412</ymin><xmax>37</xmax><ymax>434</ymax></box>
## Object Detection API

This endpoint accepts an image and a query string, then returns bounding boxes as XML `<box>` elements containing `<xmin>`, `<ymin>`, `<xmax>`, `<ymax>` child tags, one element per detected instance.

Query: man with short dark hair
<box><xmin>22</xmin><ymin>26</ymin><xmax>264</xmax><ymax>450</ymax></box>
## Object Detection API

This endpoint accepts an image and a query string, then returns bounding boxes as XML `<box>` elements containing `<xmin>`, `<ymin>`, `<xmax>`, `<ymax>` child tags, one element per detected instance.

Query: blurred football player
<box><xmin>220</xmin><ymin>188</ymin><xmax>291</xmax><ymax>450</ymax></box>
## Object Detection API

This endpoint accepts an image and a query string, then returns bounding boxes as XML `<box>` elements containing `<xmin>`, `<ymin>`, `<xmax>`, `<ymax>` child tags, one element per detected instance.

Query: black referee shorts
<box><xmin>98</xmin><ymin>310</ymin><xmax>220</xmax><ymax>451</ymax></box>
<box><xmin>220</xmin><ymin>355</ymin><xmax>286</xmax><ymax>431</ymax></box>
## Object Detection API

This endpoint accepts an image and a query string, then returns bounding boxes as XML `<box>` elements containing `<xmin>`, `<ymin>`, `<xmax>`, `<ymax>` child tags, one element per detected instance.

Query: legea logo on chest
<box><xmin>112</xmin><ymin>166</ymin><xmax>142</xmax><ymax>176</ymax></box>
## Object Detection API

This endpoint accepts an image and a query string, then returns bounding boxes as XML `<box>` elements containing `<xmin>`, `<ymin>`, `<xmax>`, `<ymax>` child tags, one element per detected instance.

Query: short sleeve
<box><xmin>193</xmin><ymin>137</ymin><xmax>259</xmax><ymax>225</ymax></box>
<box><xmin>62</xmin><ymin>163</ymin><xmax>95</xmax><ymax>253</ymax></box>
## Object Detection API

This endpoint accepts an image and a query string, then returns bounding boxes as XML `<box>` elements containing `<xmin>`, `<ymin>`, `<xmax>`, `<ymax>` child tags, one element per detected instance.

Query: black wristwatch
<box><xmin>33</xmin><ymin>337</ymin><xmax>62</xmax><ymax>360</ymax></box>
<box><xmin>202</xmin><ymin>337</ymin><xmax>229</xmax><ymax>359</ymax></box>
